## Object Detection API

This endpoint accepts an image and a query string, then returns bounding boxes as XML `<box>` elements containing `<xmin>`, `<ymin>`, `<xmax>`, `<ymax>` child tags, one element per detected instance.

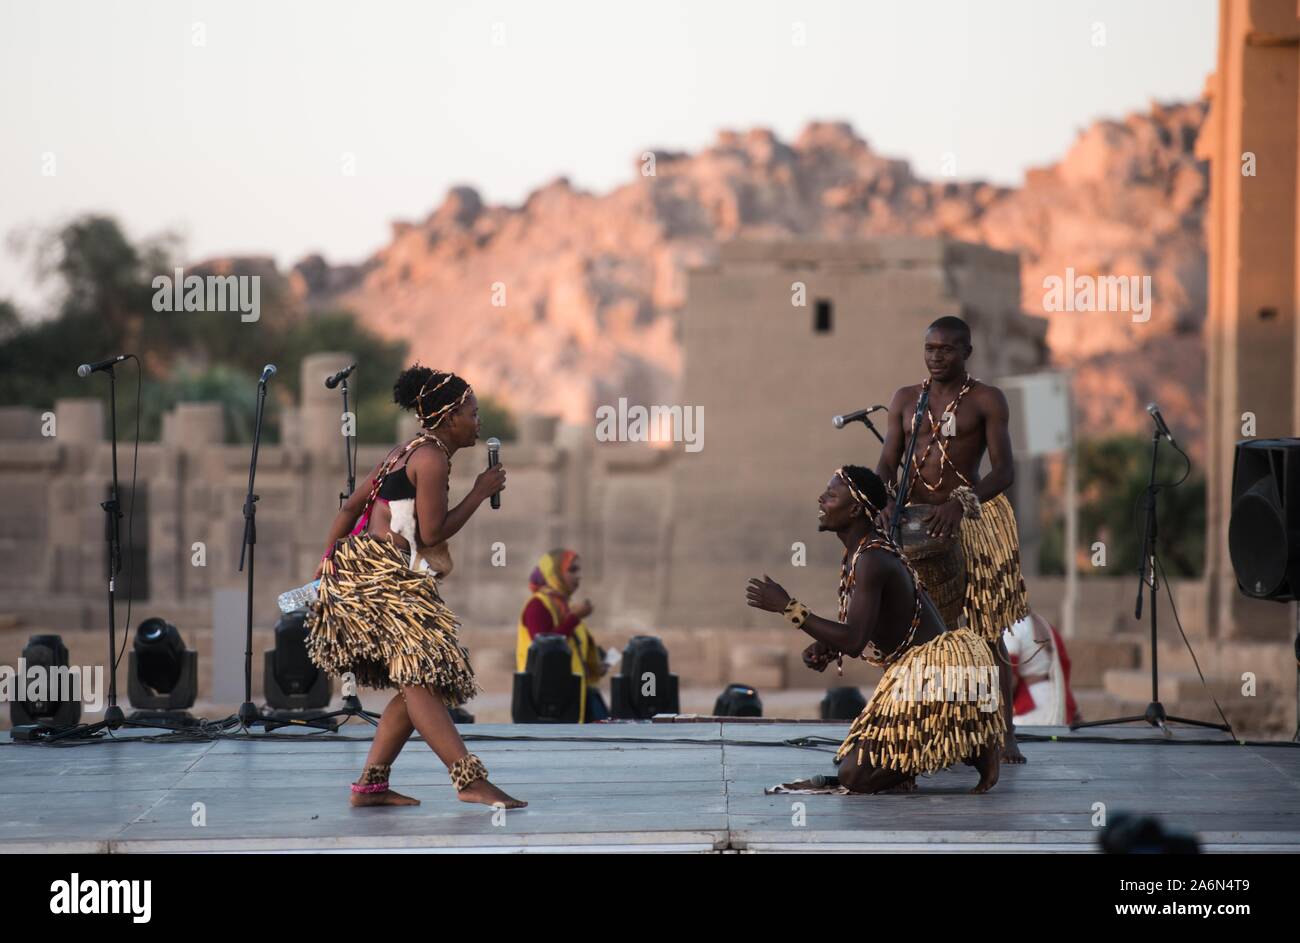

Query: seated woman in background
<box><xmin>516</xmin><ymin>549</ymin><xmax>609</xmax><ymax>722</ymax></box>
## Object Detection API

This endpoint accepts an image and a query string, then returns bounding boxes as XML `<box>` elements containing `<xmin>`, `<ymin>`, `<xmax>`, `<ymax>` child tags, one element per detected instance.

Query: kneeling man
<box><xmin>745</xmin><ymin>465</ymin><xmax>1003</xmax><ymax>793</ymax></box>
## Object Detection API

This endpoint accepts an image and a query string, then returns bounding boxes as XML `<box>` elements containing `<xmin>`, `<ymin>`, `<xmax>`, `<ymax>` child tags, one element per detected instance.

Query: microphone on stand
<box><xmin>258</xmin><ymin>364</ymin><xmax>277</xmax><ymax>386</ymax></box>
<box><xmin>1146</xmin><ymin>403</ymin><xmax>1178</xmax><ymax>449</ymax></box>
<box><xmin>324</xmin><ymin>363</ymin><xmax>357</xmax><ymax>389</ymax></box>
<box><xmin>486</xmin><ymin>437</ymin><xmax>501</xmax><ymax>509</ymax></box>
<box><xmin>77</xmin><ymin>355</ymin><xmax>129</xmax><ymax>378</ymax></box>
<box><xmin>832</xmin><ymin>405</ymin><xmax>886</xmax><ymax>429</ymax></box>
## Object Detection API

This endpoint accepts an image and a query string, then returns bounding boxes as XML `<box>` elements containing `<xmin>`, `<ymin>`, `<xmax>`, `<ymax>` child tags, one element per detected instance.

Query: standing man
<box><xmin>876</xmin><ymin>316</ymin><xmax>1031</xmax><ymax>764</ymax></box>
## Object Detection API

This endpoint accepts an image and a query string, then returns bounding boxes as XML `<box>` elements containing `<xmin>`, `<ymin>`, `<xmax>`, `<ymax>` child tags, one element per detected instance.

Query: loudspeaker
<box><xmin>1228</xmin><ymin>438</ymin><xmax>1300</xmax><ymax>601</ymax></box>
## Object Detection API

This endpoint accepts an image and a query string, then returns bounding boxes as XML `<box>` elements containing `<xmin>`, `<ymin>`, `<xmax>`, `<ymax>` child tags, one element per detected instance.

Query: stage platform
<box><xmin>2</xmin><ymin>721</ymin><xmax>1297</xmax><ymax>853</ymax></box>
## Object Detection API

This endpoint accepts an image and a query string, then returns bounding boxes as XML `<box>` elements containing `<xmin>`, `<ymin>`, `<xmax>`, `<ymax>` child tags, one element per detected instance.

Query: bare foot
<box><xmin>458</xmin><ymin>779</ymin><xmax>527</xmax><ymax>809</ymax></box>
<box><xmin>1002</xmin><ymin>730</ymin><xmax>1027</xmax><ymax>765</ymax></box>
<box><xmin>350</xmin><ymin>788</ymin><xmax>421</xmax><ymax>807</ymax></box>
<box><xmin>971</xmin><ymin>744</ymin><xmax>1000</xmax><ymax>794</ymax></box>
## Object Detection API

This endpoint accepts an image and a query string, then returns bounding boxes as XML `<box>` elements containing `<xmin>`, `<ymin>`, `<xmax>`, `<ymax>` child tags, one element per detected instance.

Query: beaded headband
<box><xmin>834</xmin><ymin>467</ymin><xmax>880</xmax><ymax>516</ymax></box>
<box><xmin>415</xmin><ymin>370</ymin><xmax>473</xmax><ymax>430</ymax></box>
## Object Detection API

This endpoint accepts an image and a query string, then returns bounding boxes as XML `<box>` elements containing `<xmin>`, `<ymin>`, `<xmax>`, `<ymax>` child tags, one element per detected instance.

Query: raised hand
<box><xmin>745</xmin><ymin>574</ymin><xmax>791</xmax><ymax>613</ymax></box>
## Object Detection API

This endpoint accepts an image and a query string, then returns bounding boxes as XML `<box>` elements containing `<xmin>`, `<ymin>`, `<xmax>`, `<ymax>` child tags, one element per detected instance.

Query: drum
<box><xmin>895</xmin><ymin>504</ymin><xmax>966</xmax><ymax>630</ymax></box>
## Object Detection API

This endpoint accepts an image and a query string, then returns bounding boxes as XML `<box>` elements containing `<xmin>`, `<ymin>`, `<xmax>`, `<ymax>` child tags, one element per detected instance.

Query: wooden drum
<box><xmin>895</xmin><ymin>504</ymin><xmax>966</xmax><ymax>630</ymax></box>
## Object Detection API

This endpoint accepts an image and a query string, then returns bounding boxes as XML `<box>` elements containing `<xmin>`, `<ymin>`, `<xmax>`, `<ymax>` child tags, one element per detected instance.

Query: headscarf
<box><xmin>529</xmin><ymin>549</ymin><xmax>579</xmax><ymax>603</ymax></box>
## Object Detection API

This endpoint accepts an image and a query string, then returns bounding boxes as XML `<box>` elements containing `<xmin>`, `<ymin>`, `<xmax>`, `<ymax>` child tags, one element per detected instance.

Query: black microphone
<box><xmin>1146</xmin><ymin>402</ymin><xmax>1177</xmax><ymax>448</ymax></box>
<box><xmin>259</xmin><ymin>364</ymin><xmax>277</xmax><ymax>385</ymax></box>
<box><xmin>486</xmin><ymin>437</ymin><xmax>501</xmax><ymax>510</ymax></box>
<box><xmin>832</xmin><ymin>405</ymin><xmax>886</xmax><ymax>429</ymax></box>
<box><xmin>77</xmin><ymin>355</ymin><xmax>128</xmax><ymax>378</ymax></box>
<box><xmin>324</xmin><ymin>363</ymin><xmax>357</xmax><ymax>389</ymax></box>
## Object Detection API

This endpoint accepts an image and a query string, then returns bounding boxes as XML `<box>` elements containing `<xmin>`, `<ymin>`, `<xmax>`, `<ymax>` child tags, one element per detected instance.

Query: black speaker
<box><xmin>610</xmin><ymin>635</ymin><xmax>680</xmax><ymax>719</ymax></box>
<box><xmin>1228</xmin><ymin>438</ymin><xmax>1300</xmax><ymax>601</ymax></box>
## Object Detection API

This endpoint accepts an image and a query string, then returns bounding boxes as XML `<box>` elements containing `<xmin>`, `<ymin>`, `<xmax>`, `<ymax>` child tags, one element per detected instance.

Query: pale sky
<box><xmin>0</xmin><ymin>0</ymin><xmax>1217</xmax><ymax>313</ymax></box>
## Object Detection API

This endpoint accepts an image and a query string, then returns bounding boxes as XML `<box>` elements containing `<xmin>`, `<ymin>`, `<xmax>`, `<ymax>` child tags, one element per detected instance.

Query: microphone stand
<box><xmin>337</xmin><ymin>373</ymin><xmax>356</xmax><ymax>507</ymax></box>
<box><xmin>848</xmin><ymin>412</ymin><xmax>885</xmax><ymax>444</ymax></box>
<box><xmin>237</xmin><ymin>372</ymin><xmax>273</xmax><ymax>730</ymax></box>
<box><xmin>1071</xmin><ymin>427</ymin><xmax>1227</xmax><ymax>733</ymax></box>
<box><xmin>888</xmin><ymin>389</ymin><xmax>930</xmax><ymax>543</ymax></box>
<box><xmin>47</xmin><ymin>359</ymin><xmax>181</xmax><ymax>741</ymax></box>
<box><xmin>297</xmin><ymin>368</ymin><xmax>383</xmax><ymax>729</ymax></box>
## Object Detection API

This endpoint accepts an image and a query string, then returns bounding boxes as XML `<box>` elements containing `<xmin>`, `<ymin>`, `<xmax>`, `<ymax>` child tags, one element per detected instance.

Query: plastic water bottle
<box><xmin>277</xmin><ymin>579</ymin><xmax>321</xmax><ymax>613</ymax></box>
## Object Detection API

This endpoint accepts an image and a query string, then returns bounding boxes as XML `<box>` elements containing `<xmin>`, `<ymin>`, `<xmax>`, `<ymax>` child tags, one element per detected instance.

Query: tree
<box><xmin>1039</xmin><ymin>435</ymin><xmax>1205</xmax><ymax>577</ymax></box>
<box><xmin>0</xmin><ymin>214</ymin><xmax>516</xmax><ymax>444</ymax></box>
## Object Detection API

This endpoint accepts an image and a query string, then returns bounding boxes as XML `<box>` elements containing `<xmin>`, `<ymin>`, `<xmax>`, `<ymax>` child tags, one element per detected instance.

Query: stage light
<box><xmin>511</xmin><ymin>634</ymin><xmax>581</xmax><ymax>723</ymax></box>
<box><xmin>263</xmin><ymin>610</ymin><xmax>331</xmax><ymax>715</ymax></box>
<box><xmin>127</xmin><ymin>617</ymin><xmax>198</xmax><ymax>724</ymax></box>
<box><xmin>10</xmin><ymin>634</ymin><xmax>81</xmax><ymax>728</ymax></box>
<box><xmin>820</xmin><ymin>686</ymin><xmax>866</xmax><ymax>720</ymax></box>
<box><xmin>713</xmin><ymin>683</ymin><xmax>762</xmax><ymax>717</ymax></box>
<box><xmin>610</xmin><ymin>635</ymin><xmax>680</xmax><ymax>719</ymax></box>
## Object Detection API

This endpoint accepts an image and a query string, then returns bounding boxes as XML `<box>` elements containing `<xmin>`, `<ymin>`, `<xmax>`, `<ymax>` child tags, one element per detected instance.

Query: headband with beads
<box><xmin>834</xmin><ymin>466</ymin><xmax>880</xmax><ymax>516</ymax></box>
<box><xmin>415</xmin><ymin>371</ymin><xmax>473</xmax><ymax>430</ymax></box>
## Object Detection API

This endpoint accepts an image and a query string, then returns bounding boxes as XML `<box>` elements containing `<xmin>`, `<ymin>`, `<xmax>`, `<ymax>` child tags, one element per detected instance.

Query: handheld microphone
<box><xmin>1146</xmin><ymin>403</ymin><xmax>1177</xmax><ymax>448</ymax></box>
<box><xmin>324</xmin><ymin>363</ymin><xmax>357</xmax><ymax>389</ymax></box>
<box><xmin>486</xmin><ymin>437</ymin><xmax>501</xmax><ymax>509</ymax></box>
<box><xmin>259</xmin><ymin>364</ymin><xmax>277</xmax><ymax>385</ymax></box>
<box><xmin>832</xmin><ymin>405</ymin><xmax>886</xmax><ymax>429</ymax></box>
<box><xmin>77</xmin><ymin>355</ymin><xmax>128</xmax><ymax>378</ymax></box>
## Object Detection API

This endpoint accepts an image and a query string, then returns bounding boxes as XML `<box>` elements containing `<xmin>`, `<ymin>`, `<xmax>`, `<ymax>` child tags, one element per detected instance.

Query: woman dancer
<box><xmin>306</xmin><ymin>364</ymin><xmax>525</xmax><ymax>809</ymax></box>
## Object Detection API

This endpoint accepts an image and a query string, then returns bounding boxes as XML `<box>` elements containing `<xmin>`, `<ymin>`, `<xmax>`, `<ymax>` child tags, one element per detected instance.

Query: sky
<box><xmin>0</xmin><ymin>0</ymin><xmax>1217</xmax><ymax>313</ymax></box>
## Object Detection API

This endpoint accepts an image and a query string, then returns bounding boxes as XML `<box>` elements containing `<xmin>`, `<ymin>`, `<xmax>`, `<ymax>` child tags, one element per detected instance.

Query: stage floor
<box><xmin>2</xmin><ymin>722</ymin><xmax>1298</xmax><ymax>853</ymax></box>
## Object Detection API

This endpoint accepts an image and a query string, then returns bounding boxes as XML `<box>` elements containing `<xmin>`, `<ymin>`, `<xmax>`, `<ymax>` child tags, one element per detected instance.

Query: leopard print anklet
<box><xmin>351</xmin><ymin>762</ymin><xmax>392</xmax><ymax>794</ymax></box>
<box><xmin>449</xmin><ymin>753</ymin><xmax>488</xmax><ymax>791</ymax></box>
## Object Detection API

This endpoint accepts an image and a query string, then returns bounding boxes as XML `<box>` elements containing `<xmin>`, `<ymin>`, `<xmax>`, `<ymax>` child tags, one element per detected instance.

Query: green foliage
<box><xmin>1038</xmin><ymin>434</ymin><xmax>1205</xmax><ymax>577</ymax></box>
<box><xmin>0</xmin><ymin>214</ymin><xmax>514</xmax><ymax>445</ymax></box>
<box><xmin>477</xmin><ymin>393</ymin><xmax>518</xmax><ymax>443</ymax></box>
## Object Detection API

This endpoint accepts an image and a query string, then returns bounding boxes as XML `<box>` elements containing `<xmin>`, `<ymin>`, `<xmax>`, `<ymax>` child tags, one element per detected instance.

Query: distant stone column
<box><xmin>518</xmin><ymin>414</ymin><xmax>559</xmax><ymax>446</ymax></box>
<box><xmin>54</xmin><ymin>398</ymin><xmax>104</xmax><ymax>443</ymax></box>
<box><xmin>167</xmin><ymin>402</ymin><xmax>225</xmax><ymax>449</ymax></box>
<box><xmin>1199</xmin><ymin>1</ymin><xmax>1299</xmax><ymax>640</ymax></box>
<box><xmin>0</xmin><ymin>406</ymin><xmax>41</xmax><ymax>439</ymax></box>
<box><xmin>300</xmin><ymin>352</ymin><xmax>356</xmax><ymax>456</ymax></box>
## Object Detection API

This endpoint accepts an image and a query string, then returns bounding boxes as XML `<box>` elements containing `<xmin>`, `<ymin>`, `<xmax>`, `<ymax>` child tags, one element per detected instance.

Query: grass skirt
<box><xmin>305</xmin><ymin>532</ymin><xmax>479</xmax><ymax>706</ymax></box>
<box><xmin>959</xmin><ymin>492</ymin><xmax>1030</xmax><ymax>642</ymax></box>
<box><xmin>835</xmin><ymin>627</ymin><xmax>1006</xmax><ymax>776</ymax></box>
